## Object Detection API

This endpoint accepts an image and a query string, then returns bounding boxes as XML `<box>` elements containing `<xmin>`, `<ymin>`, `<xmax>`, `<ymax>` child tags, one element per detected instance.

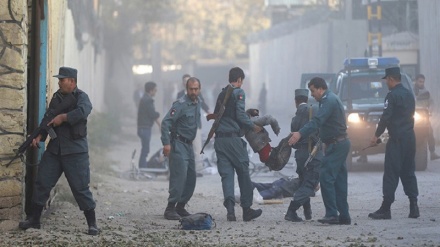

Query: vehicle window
<box><xmin>340</xmin><ymin>75</ymin><xmax>389</xmax><ymax>104</ymax></box>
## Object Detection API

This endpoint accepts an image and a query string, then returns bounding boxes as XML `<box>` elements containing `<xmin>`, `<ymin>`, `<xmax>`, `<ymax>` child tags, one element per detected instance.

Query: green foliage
<box><xmin>88</xmin><ymin>112</ymin><xmax>121</xmax><ymax>148</ymax></box>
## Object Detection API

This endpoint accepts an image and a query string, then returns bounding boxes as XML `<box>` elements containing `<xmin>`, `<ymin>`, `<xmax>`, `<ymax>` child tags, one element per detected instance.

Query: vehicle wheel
<box><xmin>346</xmin><ymin>148</ymin><xmax>353</xmax><ymax>171</ymax></box>
<box><xmin>415</xmin><ymin>139</ymin><xmax>428</xmax><ymax>171</ymax></box>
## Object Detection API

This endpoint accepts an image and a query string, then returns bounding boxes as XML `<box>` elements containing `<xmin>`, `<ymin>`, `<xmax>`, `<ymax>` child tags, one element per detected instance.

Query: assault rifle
<box><xmin>200</xmin><ymin>85</ymin><xmax>234</xmax><ymax>154</ymax></box>
<box><xmin>303</xmin><ymin>139</ymin><xmax>322</xmax><ymax>169</ymax></box>
<box><xmin>5</xmin><ymin>93</ymin><xmax>77</xmax><ymax>167</ymax></box>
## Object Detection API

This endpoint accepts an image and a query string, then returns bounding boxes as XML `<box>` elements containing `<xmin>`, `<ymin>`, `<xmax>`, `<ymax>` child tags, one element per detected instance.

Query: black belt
<box><xmin>323</xmin><ymin>135</ymin><xmax>347</xmax><ymax>145</ymax></box>
<box><xmin>215</xmin><ymin>132</ymin><xmax>239</xmax><ymax>138</ymax></box>
<box><xmin>175</xmin><ymin>135</ymin><xmax>193</xmax><ymax>144</ymax></box>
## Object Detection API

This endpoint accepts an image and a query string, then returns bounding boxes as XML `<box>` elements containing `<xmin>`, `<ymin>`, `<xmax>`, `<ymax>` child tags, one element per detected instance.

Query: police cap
<box><xmin>382</xmin><ymin>67</ymin><xmax>400</xmax><ymax>79</ymax></box>
<box><xmin>53</xmin><ymin>67</ymin><xmax>77</xmax><ymax>79</ymax></box>
<box><xmin>295</xmin><ymin>89</ymin><xmax>309</xmax><ymax>97</ymax></box>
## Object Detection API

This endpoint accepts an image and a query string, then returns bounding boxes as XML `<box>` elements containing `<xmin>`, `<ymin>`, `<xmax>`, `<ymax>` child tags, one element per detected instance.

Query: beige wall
<box><xmin>418</xmin><ymin>1</ymin><xmax>440</xmax><ymax>140</ymax></box>
<box><xmin>0</xmin><ymin>0</ymin><xmax>28</xmax><ymax>229</ymax></box>
<box><xmin>0</xmin><ymin>0</ymin><xmax>106</xmax><ymax>230</ymax></box>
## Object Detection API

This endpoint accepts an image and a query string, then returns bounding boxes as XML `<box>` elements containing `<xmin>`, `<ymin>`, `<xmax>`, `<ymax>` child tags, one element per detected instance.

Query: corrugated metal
<box><xmin>418</xmin><ymin>1</ymin><xmax>440</xmax><ymax>140</ymax></box>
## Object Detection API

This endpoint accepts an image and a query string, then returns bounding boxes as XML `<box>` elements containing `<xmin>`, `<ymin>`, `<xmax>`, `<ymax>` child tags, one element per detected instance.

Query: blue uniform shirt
<box><xmin>299</xmin><ymin>90</ymin><xmax>347</xmax><ymax>141</ymax></box>
<box><xmin>45</xmin><ymin>88</ymin><xmax>92</xmax><ymax>155</ymax></box>
<box><xmin>161</xmin><ymin>95</ymin><xmax>201</xmax><ymax>145</ymax></box>
<box><xmin>215</xmin><ymin>85</ymin><xmax>254</xmax><ymax>135</ymax></box>
<box><xmin>375</xmin><ymin>83</ymin><xmax>415</xmax><ymax>138</ymax></box>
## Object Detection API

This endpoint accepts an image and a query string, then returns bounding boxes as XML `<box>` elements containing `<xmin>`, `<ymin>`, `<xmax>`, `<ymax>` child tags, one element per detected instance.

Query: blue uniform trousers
<box><xmin>293</xmin><ymin>149</ymin><xmax>320</xmax><ymax>206</ymax></box>
<box><xmin>33</xmin><ymin>151</ymin><xmax>96</xmax><ymax>211</ymax></box>
<box><xmin>383</xmin><ymin>134</ymin><xmax>418</xmax><ymax>202</ymax></box>
<box><xmin>215</xmin><ymin>137</ymin><xmax>253</xmax><ymax>208</ymax></box>
<box><xmin>167</xmin><ymin>140</ymin><xmax>196</xmax><ymax>203</ymax></box>
<box><xmin>320</xmin><ymin>139</ymin><xmax>350</xmax><ymax>219</ymax></box>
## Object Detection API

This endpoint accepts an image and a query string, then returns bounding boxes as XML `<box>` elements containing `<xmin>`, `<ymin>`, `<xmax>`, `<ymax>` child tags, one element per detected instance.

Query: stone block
<box><xmin>0</xmin><ymin>23</ymin><xmax>27</xmax><ymax>49</ymax></box>
<box><xmin>0</xmin><ymin>88</ymin><xmax>25</xmax><ymax>110</ymax></box>
<box><xmin>0</xmin><ymin>134</ymin><xmax>24</xmax><ymax>154</ymax></box>
<box><xmin>0</xmin><ymin>110</ymin><xmax>25</xmax><ymax>132</ymax></box>
<box><xmin>10</xmin><ymin>0</ymin><xmax>26</xmax><ymax>21</ymax></box>
<box><xmin>0</xmin><ymin>207</ymin><xmax>21</xmax><ymax>220</ymax></box>
<box><xmin>0</xmin><ymin>166</ymin><xmax>22</xmax><ymax>178</ymax></box>
<box><xmin>0</xmin><ymin>196</ymin><xmax>21</xmax><ymax>208</ymax></box>
<box><xmin>0</xmin><ymin>47</ymin><xmax>23</xmax><ymax>70</ymax></box>
<box><xmin>0</xmin><ymin>179</ymin><xmax>21</xmax><ymax>197</ymax></box>
<box><xmin>0</xmin><ymin>71</ymin><xmax>25</xmax><ymax>88</ymax></box>
<box><xmin>0</xmin><ymin>220</ymin><xmax>19</xmax><ymax>231</ymax></box>
<box><xmin>0</xmin><ymin>1</ymin><xmax>8</xmax><ymax>18</ymax></box>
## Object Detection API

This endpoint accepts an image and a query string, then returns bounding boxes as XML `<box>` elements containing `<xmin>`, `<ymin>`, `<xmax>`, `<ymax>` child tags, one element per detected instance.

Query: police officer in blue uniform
<box><xmin>19</xmin><ymin>67</ymin><xmax>99</xmax><ymax>235</ymax></box>
<box><xmin>214</xmin><ymin>67</ymin><xmax>262</xmax><ymax>222</ymax></box>
<box><xmin>285</xmin><ymin>89</ymin><xmax>322</xmax><ymax>222</ymax></box>
<box><xmin>368</xmin><ymin>67</ymin><xmax>420</xmax><ymax>220</ymax></box>
<box><xmin>289</xmin><ymin>77</ymin><xmax>351</xmax><ymax>225</ymax></box>
<box><xmin>161</xmin><ymin>77</ymin><xmax>202</xmax><ymax>220</ymax></box>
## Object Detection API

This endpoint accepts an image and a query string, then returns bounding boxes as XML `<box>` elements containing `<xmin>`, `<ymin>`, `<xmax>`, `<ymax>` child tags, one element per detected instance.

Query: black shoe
<box><xmin>303</xmin><ymin>200</ymin><xmax>312</xmax><ymax>220</ymax></box>
<box><xmin>19</xmin><ymin>204</ymin><xmax>43</xmax><ymax>230</ymax></box>
<box><xmin>88</xmin><ymin>224</ymin><xmax>100</xmax><ymax>236</ymax></box>
<box><xmin>227</xmin><ymin>213</ymin><xmax>237</xmax><ymax>221</ymax></box>
<box><xmin>84</xmin><ymin>209</ymin><xmax>100</xmax><ymax>235</ymax></box>
<box><xmin>224</xmin><ymin>200</ymin><xmax>236</xmax><ymax>221</ymax></box>
<box><xmin>18</xmin><ymin>219</ymin><xmax>41</xmax><ymax>230</ymax></box>
<box><xmin>409</xmin><ymin>200</ymin><xmax>420</xmax><ymax>219</ymax></box>
<box><xmin>368</xmin><ymin>208</ymin><xmax>391</xmax><ymax>219</ymax></box>
<box><xmin>430</xmin><ymin>152</ymin><xmax>440</xmax><ymax>161</ymax></box>
<box><xmin>196</xmin><ymin>172</ymin><xmax>204</xmax><ymax>177</ymax></box>
<box><xmin>284</xmin><ymin>210</ymin><xmax>303</xmax><ymax>222</ymax></box>
<box><xmin>175</xmin><ymin>203</ymin><xmax>191</xmax><ymax>217</ymax></box>
<box><xmin>243</xmin><ymin>207</ymin><xmax>262</xmax><ymax>222</ymax></box>
<box><xmin>164</xmin><ymin>203</ymin><xmax>181</xmax><ymax>220</ymax></box>
<box><xmin>317</xmin><ymin>216</ymin><xmax>339</xmax><ymax>224</ymax></box>
<box><xmin>338</xmin><ymin>217</ymin><xmax>351</xmax><ymax>225</ymax></box>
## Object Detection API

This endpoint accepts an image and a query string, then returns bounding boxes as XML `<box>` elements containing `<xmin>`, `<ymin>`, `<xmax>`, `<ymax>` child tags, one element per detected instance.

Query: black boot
<box><xmin>303</xmin><ymin>199</ymin><xmax>312</xmax><ymax>220</ymax></box>
<box><xmin>242</xmin><ymin>207</ymin><xmax>262</xmax><ymax>222</ymax></box>
<box><xmin>164</xmin><ymin>202</ymin><xmax>180</xmax><ymax>220</ymax></box>
<box><xmin>19</xmin><ymin>204</ymin><xmax>43</xmax><ymax>230</ymax></box>
<box><xmin>409</xmin><ymin>198</ymin><xmax>420</xmax><ymax>218</ymax></box>
<box><xmin>175</xmin><ymin>202</ymin><xmax>191</xmax><ymax>217</ymax></box>
<box><xmin>368</xmin><ymin>200</ymin><xmax>392</xmax><ymax>219</ymax></box>
<box><xmin>224</xmin><ymin>200</ymin><xmax>236</xmax><ymax>221</ymax></box>
<box><xmin>84</xmin><ymin>209</ymin><xmax>100</xmax><ymax>235</ymax></box>
<box><xmin>284</xmin><ymin>201</ymin><xmax>302</xmax><ymax>222</ymax></box>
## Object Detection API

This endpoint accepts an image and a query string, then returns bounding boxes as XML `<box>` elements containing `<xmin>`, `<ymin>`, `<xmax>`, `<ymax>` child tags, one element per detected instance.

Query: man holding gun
<box><xmin>18</xmin><ymin>67</ymin><xmax>99</xmax><ymax>235</ymax></box>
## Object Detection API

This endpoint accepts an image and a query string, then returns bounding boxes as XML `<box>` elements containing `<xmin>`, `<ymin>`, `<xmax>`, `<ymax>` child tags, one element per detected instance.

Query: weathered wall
<box><xmin>0</xmin><ymin>0</ymin><xmax>28</xmax><ymax>228</ymax></box>
<box><xmin>48</xmin><ymin>0</ymin><xmax>105</xmax><ymax>112</ymax></box>
<box><xmin>418</xmin><ymin>1</ymin><xmax>440</xmax><ymax>140</ymax></box>
<box><xmin>248</xmin><ymin>20</ymin><xmax>367</xmax><ymax>116</ymax></box>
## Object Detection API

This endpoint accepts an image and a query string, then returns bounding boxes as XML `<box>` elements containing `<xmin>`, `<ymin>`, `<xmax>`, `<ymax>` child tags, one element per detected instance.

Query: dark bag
<box><xmin>179</xmin><ymin>213</ymin><xmax>215</xmax><ymax>230</ymax></box>
<box><xmin>265</xmin><ymin>134</ymin><xmax>292</xmax><ymax>171</ymax></box>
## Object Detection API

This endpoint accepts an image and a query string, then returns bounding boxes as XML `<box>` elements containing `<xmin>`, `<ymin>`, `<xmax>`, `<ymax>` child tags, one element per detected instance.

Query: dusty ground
<box><xmin>1</xmin><ymin>117</ymin><xmax>440</xmax><ymax>247</ymax></box>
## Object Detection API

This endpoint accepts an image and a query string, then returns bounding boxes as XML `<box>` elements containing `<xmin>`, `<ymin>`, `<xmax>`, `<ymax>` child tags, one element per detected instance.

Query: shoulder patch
<box><xmin>170</xmin><ymin>109</ymin><xmax>176</xmax><ymax>116</ymax></box>
<box><xmin>238</xmin><ymin>94</ymin><xmax>243</xmax><ymax>100</ymax></box>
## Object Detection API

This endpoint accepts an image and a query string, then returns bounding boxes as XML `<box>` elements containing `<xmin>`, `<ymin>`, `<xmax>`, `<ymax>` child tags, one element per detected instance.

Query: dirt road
<box><xmin>2</xmin><ymin>119</ymin><xmax>440</xmax><ymax>246</ymax></box>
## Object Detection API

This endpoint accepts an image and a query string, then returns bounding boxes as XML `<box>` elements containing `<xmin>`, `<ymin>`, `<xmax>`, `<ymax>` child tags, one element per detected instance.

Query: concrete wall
<box><xmin>48</xmin><ymin>0</ymin><xmax>105</xmax><ymax>112</ymax></box>
<box><xmin>0</xmin><ymin>0</ymin><xmax>28</xmax><ymax>229</ymax></box>
<box><xmin>248</xmin><ymin>20</ymin><xmax>367</xmax><ymax>116</ymax></box>
<box><xmin>418</xmin><ymin>1</ymin><xmax>440</xmax><ymax>140</ymax></box>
